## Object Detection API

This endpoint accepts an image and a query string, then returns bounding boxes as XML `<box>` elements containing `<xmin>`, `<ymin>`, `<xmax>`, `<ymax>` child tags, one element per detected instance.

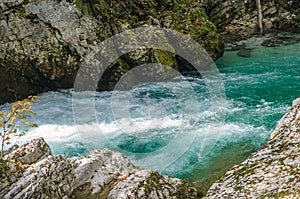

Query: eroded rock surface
<box><xmin>0</xmin><ymin>0</ymin><xmax>223</xmax><ymax>104</ymax></box>
<box><xmin>1</xmin><ymin>138</ymin><xmax>200</xmax><ymax>198</ymax></box>
<box><xmin>204</xmin><ymin>0</ymin><xmax>300</xmax><ymax>41</ymax></box>
<box><xmin>205</xmin><ymin>98</ymin><xmax>300</xmax><ymax>198</ymax></box>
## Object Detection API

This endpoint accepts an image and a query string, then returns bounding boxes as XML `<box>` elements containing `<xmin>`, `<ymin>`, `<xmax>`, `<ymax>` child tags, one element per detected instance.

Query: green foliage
<box><xmin>0</xmin><ymin>96</ymin><xmax>38</xmax><ymax>159</ymax></box>
<box><xmin>0</xmin><ymin>158</ymin><xmax>9</xmax><ymax>179</ymax></box>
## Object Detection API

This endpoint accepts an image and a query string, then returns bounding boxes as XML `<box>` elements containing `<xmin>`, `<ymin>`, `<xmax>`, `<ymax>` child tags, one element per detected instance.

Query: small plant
<box><xmin>0</xmin><ymin>96</ymin><xmax>38</xmax><ymax>159</ymax></box>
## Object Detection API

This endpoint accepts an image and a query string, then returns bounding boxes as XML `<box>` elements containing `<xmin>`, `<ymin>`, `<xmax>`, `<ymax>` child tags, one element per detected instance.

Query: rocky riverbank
<box><xmin>1</xmin><ymin>97</ymin><xmax>300</xmax><ymax>198</ymax></box>
<box><xmin>204</xmin><ymin>0</ymin><xmax>300</xmax><ymax>42</ymax></box>
<box><xmin>0</xmin><ymin>138</ymin><xmax>201</xmax><ymax>198</ymax></box>
<box><xmin>205</xmin><ymin>98</ymin><xmax>300</xmax><ymax>198</ymax></box>
<box><xmin>1</xmin><ymin>0</ymin><xmax>299</xmax><ymax>104</ymax></box>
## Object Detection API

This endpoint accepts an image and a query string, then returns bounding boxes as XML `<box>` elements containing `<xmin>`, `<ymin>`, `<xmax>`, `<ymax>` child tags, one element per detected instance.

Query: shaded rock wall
<box><xmin>0</xmin><ymin>0</ymin><xmax>223</xmax><ymax>104</ymax></box>
<box><xmin>203</xmin><ymin>0</ymin><xmax>300</xmax><ymax>41</ymax></box>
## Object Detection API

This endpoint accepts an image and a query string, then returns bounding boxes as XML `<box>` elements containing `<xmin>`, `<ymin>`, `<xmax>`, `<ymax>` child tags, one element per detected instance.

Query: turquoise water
<box><xmin>3</xmin><ymin>35</ymin><xmax>300</xmax><ymax>193</ymax></box>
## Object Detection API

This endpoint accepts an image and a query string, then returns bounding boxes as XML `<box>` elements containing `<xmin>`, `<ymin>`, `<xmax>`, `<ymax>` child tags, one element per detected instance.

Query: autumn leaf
<box><xmin>0</xmin><ymin>95</ymin><xmax>38</xmax><ymax>158</ymax></box>
<box><xmin>6</xmin><ymin>112</ymin><xmax>12</xmax><ymax>118</ymax></box>
<box><xmin>10</xmin><ymin>117</ymin><xmax>16</xmax><ymax>123</ymax></box>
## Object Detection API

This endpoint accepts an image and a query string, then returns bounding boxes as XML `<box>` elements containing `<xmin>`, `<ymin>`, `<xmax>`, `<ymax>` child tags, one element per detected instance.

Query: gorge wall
<box><xmin>0</xmin><ymin>0</ymin><xmax>223</xmax><ymax>104</ymax></box>
<box><xmin>1</xmin><ymin>0</ymin><xmax>299</xmax><ymax>104</ymax></box>
<box><xmin>203</xmin><ymin>0</ymin><xmax>300</xmax><ymax>41</ymax></box>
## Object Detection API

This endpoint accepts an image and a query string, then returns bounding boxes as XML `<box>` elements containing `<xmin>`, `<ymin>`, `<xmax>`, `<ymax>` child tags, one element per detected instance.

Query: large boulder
<box><xmin>0</xmin><ymin>138</ymin><xmax>201</xmax><ymax>198</ymax></box>
<box><xmin>205</xmin><ymin>98</ymin><xmax>300</xmax><ymax>198</ymax></box>
<box><xmin>0</xmin><ymin>0</ymin><xmax>224</xmax><ymax>104</ymax></box>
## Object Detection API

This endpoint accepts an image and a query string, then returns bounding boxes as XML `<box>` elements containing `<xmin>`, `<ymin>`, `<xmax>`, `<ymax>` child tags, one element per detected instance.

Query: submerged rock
<box><xmin>0</xmin><ymin>138</ymin><xmax>200</xmax><ymax>198</ymax></box>
<box><xmin>261</xmin><ymin>32</ymin><xmax>300</xmax><ymax>47</ymax></box>
<box><xmin>237</xmin><ymin>48</ymin><xmax>253</xmax><ymax>58</ymax></box>
<box><xmin>205</xmin><ymin>97</ymin><xmax>300</xmax><ymax>198</ymax></box>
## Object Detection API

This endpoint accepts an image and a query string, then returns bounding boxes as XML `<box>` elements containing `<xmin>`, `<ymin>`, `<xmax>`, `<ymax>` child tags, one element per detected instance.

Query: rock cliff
<box><xmin>203</xmin><ymin>0</ymin><xmax>300</xmax><ymax>41</ymax></box>
<box><xmin>0</xmin><ymin>0</ymin><xmax>223</xmax><ymax>104</ymax></box>
<box><xmin>0</xmin><ymin>138</ymin><xmax>200</xmax><ymax>198</ymax></box>
<box><xmin>205</xmin><ymin>98</ymin><xmax>300</xmax><ymax>198</ymax></box>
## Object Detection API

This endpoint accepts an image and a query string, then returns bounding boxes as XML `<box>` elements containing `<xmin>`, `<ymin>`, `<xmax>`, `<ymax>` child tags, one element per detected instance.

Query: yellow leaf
<box><xmin>0</xmin><ymin>123</ymin><xmax>4</xmax><ymax>127</ymax></box>
<box><xmin>10</xmin><ymin>117</ymin><xmax>16</xmax><ymax>123</ymax></box>
<box><xmin>0</xmin><ymin>111</ymin><xmax>3</xmax><ymax>116</ymax></box>
<box><xmin>6</xmin><ymin>112</ymin><xmax>12</xmax><ymax>118</ymax></box>
<box><xmin>23</xmin><ymin>121</ymin><xmax>29</xmax><ymax>125</ymax></box>
<box><xmin>21</xmin><ymin>108</ymin><xmax>27</xmax><ymax>113</ymax></box>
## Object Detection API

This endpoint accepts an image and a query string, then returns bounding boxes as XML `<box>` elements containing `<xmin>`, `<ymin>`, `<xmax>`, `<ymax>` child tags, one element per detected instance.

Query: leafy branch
<box><xmin>0</xmin><ymin>96</ymin><xmax>38</xmax><ymax>159</ymax></box>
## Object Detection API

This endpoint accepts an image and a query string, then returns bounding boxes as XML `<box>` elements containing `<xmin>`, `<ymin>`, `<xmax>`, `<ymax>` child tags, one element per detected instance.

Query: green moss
<box><xmin>155</xmin><ymin>49</ymin><xmax>177</xmax><ymax>69</ymax></box>
<box><xmin>0</xmin><ymin>159</ymin><xmax>9</xmax><ymax>179</ymax></box>
<box><xmin>16</xmin><ymin>6</ymin><xmax>26</xmax><ymax>14</ymax></box>
<box><xmin>74</xmin><ymin>0</ymin><xmax>224</xmax><ymax>60</ymax></box>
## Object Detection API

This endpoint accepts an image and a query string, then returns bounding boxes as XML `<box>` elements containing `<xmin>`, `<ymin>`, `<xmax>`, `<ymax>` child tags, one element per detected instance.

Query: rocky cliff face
<box><xmin>203</xmin><ymin>0</ymin><xmax>300</xmax><ymax>41</ymax></box>
<box><xmin>0</xmin><ymin>138</ymin><xmax>201</xmax><ymax>198</ymax></box>
<box><xmin>205</xmin><ymin>98</ymin><xmax>300</xmax><ymax>198</ymax></box>
<box><xmin>0</xmin><ymin>0</ymin><xmax>223</xmax><ymax>104</ymax></box>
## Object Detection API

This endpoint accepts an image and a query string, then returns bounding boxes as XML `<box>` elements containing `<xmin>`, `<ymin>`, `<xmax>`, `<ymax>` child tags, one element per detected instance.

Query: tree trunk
<box><xmin>256</xmin><ymin>0</ymin><xmax>263</xmax><ymax>33</ymax></box>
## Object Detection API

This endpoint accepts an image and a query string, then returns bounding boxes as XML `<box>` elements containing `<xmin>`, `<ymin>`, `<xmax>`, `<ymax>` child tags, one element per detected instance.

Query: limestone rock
<box><xmin>0</xmin><ymin>0</ymin><xmax>223</xmax><ymax>104</ymax></box>
<box><xmin>204</xmin><ymin>0</ymin><xmax>300</xmax><ymax>41</ymax></box>
<box><xmin>1</xmin><ymin>139</ymin><xmax>200</xmax><ymax>198</ymax></box>
<box><xmin>205</xmin><ymin>97</ymin><xmax>300</xmax><ymax>198</ymax></box>
<box><xmin>4</xmin><ymin>138</ymin><xmax>51</xmax><ymax>164</ymax></box>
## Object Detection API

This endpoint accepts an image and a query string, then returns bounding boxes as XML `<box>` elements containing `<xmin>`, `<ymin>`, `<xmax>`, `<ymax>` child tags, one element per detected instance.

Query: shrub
<box><xmin>0</xmin><ymin>96</ymin><xmax>38</xmax><ymax>158</ymax></box>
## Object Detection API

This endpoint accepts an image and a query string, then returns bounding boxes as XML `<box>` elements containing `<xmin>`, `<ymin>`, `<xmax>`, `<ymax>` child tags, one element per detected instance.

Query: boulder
<box><xmin>0</xmin><ymin>0</ymin><xmax>224</xmax><ymax>104</ymax></box>
<box><xmin>1</xmin><ymin>138</ymin><xmax>201</xmax><ymax>198</ymax></box>
<box><xmin>4</xmin><ymin>138</ymin><xmax>51</xmax><ymax>164</ymax></box>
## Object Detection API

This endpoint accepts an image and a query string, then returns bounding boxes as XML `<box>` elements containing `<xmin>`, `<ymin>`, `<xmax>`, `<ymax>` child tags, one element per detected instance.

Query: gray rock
<box><xmin>205</xmin><ymin>0</ymin><xmax>300</xmax><ymax>41</ymax></box>
<box><xmin>4</xmin><ymin>137</ymin><xmax>51</xmax><ymax>164</ymax></box>
<box><xmin>1</xmin><ymin>139</ymin><xmax>200</xmax><ymax>198</ymax></box>
<box><xmin>237</xmin><ymin>48</ymin><xmax>252</xmax><ymax>57</ymax></box>
<box><xmin>0</xmin><ymin>0</ymin><xmax>223</xmax><ymax>104</ymax></box>
<box><xmin>205</xmin><ymin>97</ymin><xmax>300</xmax><ymax>198</ymax></box>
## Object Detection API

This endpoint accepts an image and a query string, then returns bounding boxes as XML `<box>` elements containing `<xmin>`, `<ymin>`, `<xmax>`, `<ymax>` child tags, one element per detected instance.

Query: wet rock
<box><xmin>262</xmin><ymin>32</ymin><xmax>299</xmax><ymax>47</ymax></box>
<box><xmin>225</xmin><ymin>42</ymin><xmax>246</xmax><ymax>51</ymax></box>
<box><xmin>237</xmin><ymin>48</ymin><xmax>253</xmax><ymax>57</ymax></box>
